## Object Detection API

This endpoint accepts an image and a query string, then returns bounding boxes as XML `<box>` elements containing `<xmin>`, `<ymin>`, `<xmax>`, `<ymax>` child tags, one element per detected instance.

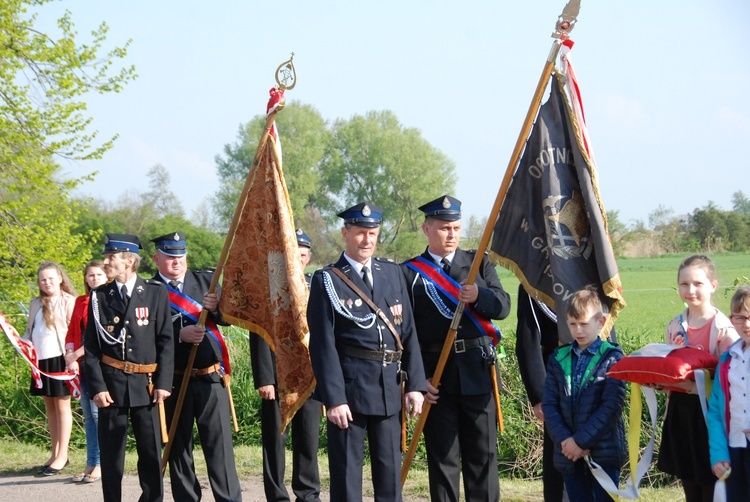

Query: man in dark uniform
<box><xmin>85</xmin><ymin>234</ymin><xmax>174</xmax><ymax>502</ymax></box>
<box><xmin>250</xmin><ymin>228</ymin><xmax>321</xmax><ymax>502</ymax></box>
<box><xmin>515</xmin><ymin>285</ymin><xmax>566</xmax><ymax>502</ymax></box>
<box><xmin>402</xmin><ymin>195</ymin><xmax>511</xmax><ymax>502</ymax></box>
<box><xmin>151</xmin><ymin>232</ymin><xmax>242</xmax><ymax>502</ymax></box>
<box><xmin>307</xmin><ymin>203</ymin><xmax>426</xmax><ymax>501</ymax></box>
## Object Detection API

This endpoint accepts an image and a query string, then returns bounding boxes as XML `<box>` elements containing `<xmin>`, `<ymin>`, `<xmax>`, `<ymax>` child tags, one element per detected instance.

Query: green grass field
<box><xmin>495</xmin><ymin>253</ymin><xmax>748</xmax><ymax>345</ymax></box>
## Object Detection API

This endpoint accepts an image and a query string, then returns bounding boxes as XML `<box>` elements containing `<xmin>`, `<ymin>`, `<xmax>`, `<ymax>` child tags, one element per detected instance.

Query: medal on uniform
<box><xmin>390</xmin><ymin>303</ymin><xmax>403</xmax><ymax>325</ymax></box>
<box><xmin>136</xmin><ymin>307</ymin><xmax>149</xmax><ymax>326</ymax></box>
<box><xmin>107</xmin><ymin>325</ymin><xmax>114</xmax><ymax>333</ymax></box>
<box><xmin>113</xmin><ymin>316</ymin><xmax>120</xmax><ymax>323</ymax></box>
<box><xmin>346</xmin><ymin>298</ymin><xmax>353</xmax><ymax>309</ymax></box>
<box><xmin>354</xmin><ymin>299</ymin><xmax>362</xmax><ymax>307</ymax></box>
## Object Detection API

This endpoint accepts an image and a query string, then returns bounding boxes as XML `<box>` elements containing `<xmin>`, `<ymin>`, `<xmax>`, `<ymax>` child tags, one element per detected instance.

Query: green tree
<box><xmin>462</xmin><ymin>215</ymin><xmax>488</xmax><ymax>251</ymax></box>
<box><xmin>648</xmin><ymin>204</ymin><xmax>674</xmax><ymax>230</ymax></box>
<box><xmin>0</xmin><ymin>0</ymin><xmax>135</xmax><ymax>316</ymax></box>
<box><xmin>321</xmin><ymin>110</ymin><xmax>456</xmax><ymax>257</ymax></box>
<box><xmin>689</xmin><ymin>202</ymin><xmax>729</xmax><ymax>252</ymax></box>
<box><xmin>605</xmin><ymin>209</ymin><xmax>630</xmax><ymax>258</ymax></box>
<box><xmin>648</xmin><ymin>205</ymin><xmax>684</xmax><ymax>254</ymax></box>
<box><xmin>143</xmin><ymin>164</ymin><xmax>184</xmax><ymax>218</ymax></box>
<box><xmin>214</xmin><ymin>101</ymin><xmax>330</xmax><ymax>232</ymax></box>
<box><xmin>732</xmin><ymin>190</ymin><xmax>750</xmax><ymax>215</ymax></box>
<box><xmin>722</xmin><ymin>211</ymin><xmax>750</xmax><ymax>252</ymax></box>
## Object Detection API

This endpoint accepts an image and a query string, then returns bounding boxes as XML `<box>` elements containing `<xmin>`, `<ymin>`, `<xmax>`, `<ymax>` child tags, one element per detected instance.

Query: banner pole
<box><xmin>400</xmin><ymin>0</ymin><xmax>582</xmax><ymax>484</ymax></box>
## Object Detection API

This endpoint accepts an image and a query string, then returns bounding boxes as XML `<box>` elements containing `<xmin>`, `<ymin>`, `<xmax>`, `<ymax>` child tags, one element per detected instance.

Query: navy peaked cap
<box><xmin>418</xmin><ymin>195</ymin><xmax>462</xmax><ymax>221</ymax></box>
<box><xmin>337</xmin><ymin>202</ymin><xmax>383</xmax><ymax>228</ymax></box>
<box><xmin>296</xmin><ymin>229</ymin><xmax>312</xmax><ymax>248</ymax></box>
<box><xmin>151</xmin><ymin>232</ymin><xmax>187</xmax><ymax>256</ymax></box>
<box><xmin>103</xmin><ymin>233</ymin><xmax>142</xmax><ymax>254</ymax></box>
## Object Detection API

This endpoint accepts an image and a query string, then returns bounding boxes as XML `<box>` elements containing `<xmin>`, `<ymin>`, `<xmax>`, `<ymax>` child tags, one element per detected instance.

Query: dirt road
<box><xmin>0</xmin><ymin>472</ymin><xmax>323</xmax><ymax>501</ymax></box>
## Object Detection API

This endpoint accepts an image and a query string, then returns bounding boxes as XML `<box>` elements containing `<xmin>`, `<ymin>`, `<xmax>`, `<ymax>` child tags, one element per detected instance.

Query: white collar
<box><xmin>158</xmin><ymin>272</ymin><xmax>185</xmax><ymax>285</ymax></box>
<box><xmin>343</xmin><ymin>253</ymin><xmax>372</xmax><ymax>275</ymax></box>
<box><xmin>116</xmin><ymin>276</ymin><xmax>138</xmax><ymax>296</ymax></box>
<box><xmin>428</xmin><ymin>250</ymin><xmax>455</xmax><ymax>266</ymax></box>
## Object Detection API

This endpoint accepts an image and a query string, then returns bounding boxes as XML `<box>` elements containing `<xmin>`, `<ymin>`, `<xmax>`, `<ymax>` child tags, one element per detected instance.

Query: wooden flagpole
<box><xmin>400</xmin><ymin>1</ymin><xmax>580</xmax><ymax>487</ymax></box>
<box><xmin>161</xmin><ymin>56</ymin><xmax>296</xmax><ymax>473</ymax></box>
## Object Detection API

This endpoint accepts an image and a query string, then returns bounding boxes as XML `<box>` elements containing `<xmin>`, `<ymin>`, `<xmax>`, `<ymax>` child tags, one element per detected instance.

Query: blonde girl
<box><xmin>22</xmin><ymin>261</ymin><xmax>77</xmax><ymax>475</ymax></box>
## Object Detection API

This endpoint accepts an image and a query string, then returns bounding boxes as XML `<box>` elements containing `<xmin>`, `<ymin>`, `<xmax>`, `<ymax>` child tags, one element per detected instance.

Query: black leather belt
<box><xmin>341</xmin><ymin>345</ymin><xmax>402</xmax><ymax>365</ymax></box>
<box><xmin>421</xmin><ymin>337</ymin><xmax>492</xmax><ymax>354</ymax></box>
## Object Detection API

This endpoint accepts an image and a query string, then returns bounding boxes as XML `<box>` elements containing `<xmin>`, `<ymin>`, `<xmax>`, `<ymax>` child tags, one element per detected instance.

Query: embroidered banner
<box><xmin>218</xmin><ymin>88</ymin><xmax>315</xmax><ymax>431</ymax></box>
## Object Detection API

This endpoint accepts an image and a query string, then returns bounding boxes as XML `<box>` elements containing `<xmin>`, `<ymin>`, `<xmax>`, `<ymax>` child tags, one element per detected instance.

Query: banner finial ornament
<box><xmin>552</xmin><ymin>0</ymin><xmax>580</xmax><ymax>40</ymax></box>
<box><xmin>275</xmin><ymin>53</ymin><xmax>297</xmax><ymax>90</ymax></box>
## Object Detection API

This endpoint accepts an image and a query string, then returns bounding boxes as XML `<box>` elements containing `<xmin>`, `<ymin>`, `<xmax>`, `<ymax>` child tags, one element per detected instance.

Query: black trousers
<box><xmin>543</xmin><ymin>421</ymin><xmax>566</xmax><ymax>501</ymax></box>
<box><xmin>327</xmin><ymin>411</ymin><xmax>402</xmax><ymax>502</ymax></box>
<box><xmin>260</xmin><ymin>394</ymin><xmax>321</xmax><ymax>501</ymax></box>
<box><xmin>165</xmin><ymin>377</ymin><xmax>242</xmax><ymax>502</ymax></box>
<box><xmin>98</xmin><ymin>403</ymin><xmax>163</xmax><ymax>502</ymax></box>
<box><xmin>423</xmin><ymin>392</ymin><xmax>499</xmax><ymax>502</ymax></box>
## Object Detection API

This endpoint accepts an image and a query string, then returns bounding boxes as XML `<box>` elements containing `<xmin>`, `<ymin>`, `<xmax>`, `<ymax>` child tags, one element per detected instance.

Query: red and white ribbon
<box><xmin>560</xmin><ymin>39</ymin><xmax>596</xmax><ymax>164</ymax></box>
<box><xmin>1</xmin><ymin>310</ymin><xmax>80</xmax><ymax>399</ymax></box>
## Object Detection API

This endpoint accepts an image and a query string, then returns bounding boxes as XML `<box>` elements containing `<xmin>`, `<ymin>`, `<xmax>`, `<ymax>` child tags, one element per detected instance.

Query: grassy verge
<box><xmin>0</xmin><ymin>438</ymin><xmax>684</xmax><ymax>501</ymax></box>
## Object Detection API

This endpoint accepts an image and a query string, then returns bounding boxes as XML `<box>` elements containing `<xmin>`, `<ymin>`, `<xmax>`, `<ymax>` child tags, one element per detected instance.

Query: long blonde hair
<box><xmin>37</xmin><ymin>261</ymin><xmax>77</xmax><ymax>328</ymax></box>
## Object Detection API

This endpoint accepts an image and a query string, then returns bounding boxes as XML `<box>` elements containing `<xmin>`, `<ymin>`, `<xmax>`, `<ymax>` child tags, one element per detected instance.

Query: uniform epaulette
<box><xmin>374</xmin><ymin>257</ymin><xmax>395</xmax><ymax>263</ymax></box>
<box><xmin>465</xmin><ymin>249</ymin><xmax>489</xmax><ymax>256</ymax></box>
<box><xmin>143</xmin><ymin>279</ymin><xmax>164</xmax><ymax>286</ymax></box>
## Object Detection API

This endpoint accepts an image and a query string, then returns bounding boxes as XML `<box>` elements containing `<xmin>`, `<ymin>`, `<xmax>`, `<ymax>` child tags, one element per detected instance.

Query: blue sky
<box><xmin>38</xmin><ymin>0</ymin><xmax>750</xmax><ymax>228</ymax></box>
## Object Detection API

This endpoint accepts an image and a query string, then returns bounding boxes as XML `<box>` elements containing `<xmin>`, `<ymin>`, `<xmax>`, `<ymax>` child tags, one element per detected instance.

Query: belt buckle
<box><xmin>454</xmin><ymin>339</ymin><xmax>466</xmax><ymax>353</ymax></box>
<box><xmin>123</xmin><ymin>361</ymin><xmax>135</xmax><ymax>374</ymax></box>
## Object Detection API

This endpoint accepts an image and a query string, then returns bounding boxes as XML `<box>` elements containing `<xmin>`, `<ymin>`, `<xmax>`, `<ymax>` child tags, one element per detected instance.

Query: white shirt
<box><xmin>428</xmin><ymin>250</ymin><xmax>456</xmax><ymax>269</ymax></box>
<box><xmin>726</xmin><ymin>341</ymin><xmax>750</xmax><ymax>447</ymax></box>
<box><xmin>115</xmin><ymin>276</ymin><xmax>138</xmax><ymax>301</ymax></box>
<box><xmin>343</xmin><ymin>254</ymin><xmax>374</xmax><ymax>290</ymax></box>
<box><xmin>158</xmin><ymin>272</ymin><xmax>185</xmax><ymax>292</ymax></box>
<box><xmin>31</xmin><ymin>308</ymin><xmax>63</xmax><ymax>359</ymax></box>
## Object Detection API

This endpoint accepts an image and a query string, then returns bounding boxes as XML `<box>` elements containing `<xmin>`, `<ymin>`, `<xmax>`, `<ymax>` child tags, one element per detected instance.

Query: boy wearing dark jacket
<box><xmin>542</xmin><ymin>288</ymin><xmax>626</xmax><ymax>501</ymax></box>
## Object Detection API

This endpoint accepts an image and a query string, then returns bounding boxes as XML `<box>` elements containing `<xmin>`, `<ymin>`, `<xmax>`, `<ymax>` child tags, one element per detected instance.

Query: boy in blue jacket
<box><xmin>707</xmin><ymin>286</ymin><xmax>750</xmax><ymax>501</ymax></box>
<box><xmin>542</xmin><ymin>287</ymin><xmax>626</xmax><ymax>501</ymax></box>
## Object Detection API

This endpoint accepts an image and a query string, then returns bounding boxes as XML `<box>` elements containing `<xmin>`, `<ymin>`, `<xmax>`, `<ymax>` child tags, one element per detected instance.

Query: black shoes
<box><xmin>39</xmin><ymin>459</ymin><xmax>69</xmax><ymax>476</ymax></box>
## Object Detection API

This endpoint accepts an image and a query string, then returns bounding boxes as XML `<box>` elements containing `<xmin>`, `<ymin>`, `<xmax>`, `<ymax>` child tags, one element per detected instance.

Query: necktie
<box><xmin>362</xmin><ymin>266</ymin><xmax>373</xmax><ymax>295</ymax></box>
<box><xmin>441</xmin><ymin>258</ymin><xmax>451</xmax><ymax>275</ymax></box>
<box><xmin>121</xmin><ymin>284</ymin><xmax>130</xmax><ymax>307</ymax></box>
<box><xmin>168</xmin><ymin>280</ymin><xmax>180</xmax><ymax>290</ymax></box>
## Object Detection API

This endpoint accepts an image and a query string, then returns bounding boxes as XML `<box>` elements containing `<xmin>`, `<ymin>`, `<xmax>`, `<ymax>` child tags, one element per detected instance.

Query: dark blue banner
<box><xmin>490</xmin><ymin>74</ymin><xmax>625</xmax><ymax>343</ymax></box>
